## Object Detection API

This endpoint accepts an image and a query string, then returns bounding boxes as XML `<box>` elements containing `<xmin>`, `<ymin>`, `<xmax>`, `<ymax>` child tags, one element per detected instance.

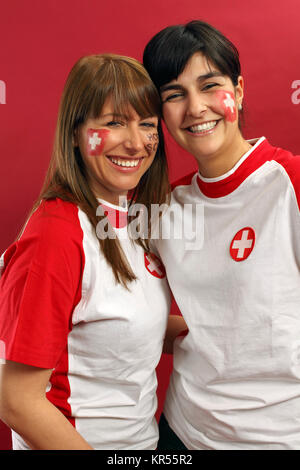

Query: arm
<box><xmin>163</xmin><ymin>315</ymin><xmax>188</xmax><ymax>354</ymax></box>
<box><xmin>0</xmin><ymin>203</ymin><xmax>92</xmax><ymax>449</ymax></box>
<box><xmin>0</xmin><ymin>360</ymin><xmax>93</xmax><ymax>450</ymax></box>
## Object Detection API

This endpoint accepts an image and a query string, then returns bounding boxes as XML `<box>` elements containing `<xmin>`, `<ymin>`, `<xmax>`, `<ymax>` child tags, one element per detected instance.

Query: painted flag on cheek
<box><xmin>214</xmin><ymin>90</ymin><xmax>237</xmax><ymax>122</ymax></box>
<box><xmin>87</xmin><ymin>129</ymin><xmax>110</xmax><ymax>156</ymax></box>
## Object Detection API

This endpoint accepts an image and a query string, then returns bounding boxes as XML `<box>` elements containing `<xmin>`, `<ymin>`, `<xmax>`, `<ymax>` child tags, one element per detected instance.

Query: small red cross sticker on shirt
<box><xmin>144</xmin><ymin>252</ymin><xmax>166</xmax><ymax>278</ymax></box>
<box><xmin>230</xmin><ymin>227</ymin><xmax>255</xmax><ymax>261</ymax></box>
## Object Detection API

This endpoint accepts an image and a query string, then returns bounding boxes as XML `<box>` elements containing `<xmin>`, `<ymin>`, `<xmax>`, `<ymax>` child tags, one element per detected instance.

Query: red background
<box><xmin>0</xmin><ymin>0</ymin><xmax>299</xmax><ymax>450</ymax></box>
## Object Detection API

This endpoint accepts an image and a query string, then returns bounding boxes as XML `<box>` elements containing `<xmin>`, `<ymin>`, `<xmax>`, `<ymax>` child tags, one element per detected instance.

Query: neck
<box><xmin>96</xmin><ymin>192</ymin><xmax>128</xmax><ymax>207</ymax></box>
<box><xmin>88</xmin><ymin>176</ymin><xmax>128</xmax><ymax>206</ymax></box>
<box><xmin>197</xmin><ymin>134</ymin><xmax>252</xmax><ymax>179</ymax></box>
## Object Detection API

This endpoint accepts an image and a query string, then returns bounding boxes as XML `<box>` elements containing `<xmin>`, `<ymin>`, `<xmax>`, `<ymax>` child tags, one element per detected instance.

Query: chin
<box><xmin>190</xmin><ymin>145</ymin><xmax>218</xmax><ymax>160</ymax></box>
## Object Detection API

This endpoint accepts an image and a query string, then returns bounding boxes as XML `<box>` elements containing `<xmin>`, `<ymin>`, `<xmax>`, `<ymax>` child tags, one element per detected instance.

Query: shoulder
<box><xmin>23</xmin><ymin>198</ymin><xmax>83</xmax><ymax>243</ymax></box>
<box><xmin>259</xmin><ymin>139</ymin><xmax>300</xmax><ymax>173</ymax></box>
<box><xmin>269</xmin><ymin>145</ymin><xmax>300</xmax><ymax>209</ymax></box>
<box><xmin>31</xmin><ymin>198</ymin><xmax>81</xmax><ymax>226</ymax></box>
<box><xmin>271</xmin><ymin>146</ymin><xmax>300</xmax><ymax>174</ymax></box>
<box><xmin>171</xmin><ymin>172</ymin><xmax>197</xmax><ymax>192</ymax></box>
<box><xmin>1</xmin><ymin>199</ymin><xmax>84</xmax><ymax>278</ymax></box>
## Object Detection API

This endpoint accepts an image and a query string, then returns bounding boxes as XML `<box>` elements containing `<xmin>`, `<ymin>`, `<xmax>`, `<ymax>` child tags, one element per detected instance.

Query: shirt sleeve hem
<box><xmin>4</xmin><ymin>349</ymin><xmax>58</xmax><ymax>369</ymax></box>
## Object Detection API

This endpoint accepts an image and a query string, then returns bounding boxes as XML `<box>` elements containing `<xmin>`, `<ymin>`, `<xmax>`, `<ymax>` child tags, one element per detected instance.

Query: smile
<box><xmin>106</xmin><ymin>155</ymin><xmax>144</xmax><ymax>171</ymax></box>
<box><xmin>186</xmin><ymin>120</ymin><xmax>219</xmax><ymax>134</ymax></box>
<box><xmin>110</xmin><ymin>158</ymin><xmax>140</xmax><ymax>167</ymax></box>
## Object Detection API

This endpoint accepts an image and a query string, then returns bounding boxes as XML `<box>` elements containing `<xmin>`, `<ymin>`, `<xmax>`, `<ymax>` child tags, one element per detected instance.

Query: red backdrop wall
<box><xmin>0</xmin><ymin>0</ymin><xmax>299</xmax><ymax>450</ymax></box>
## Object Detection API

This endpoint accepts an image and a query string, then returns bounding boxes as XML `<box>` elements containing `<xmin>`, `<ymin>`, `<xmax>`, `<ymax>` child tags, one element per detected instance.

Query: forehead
<box><xmin>161</xmin><ymin>52</ymin><xmax>223</xmax><ymax>89</ymax></box>
<box><xmin>105</xmin><ymin>97</ymin><xmax>158</xmax><ymax>120</ymax></box>
<box><xmin>93</xmin><ymin>96</ymin><xmax>158</xmax><ymax>121</ymax></box>
<box><xmin>101</xmin><ymin>97</ymin><xmax>135</xmax><ymax>118</ymax></box>
<box><xmin>183</xmin><ymin>52</ymin><xmax>217</xmax><ymax>75</ymax></box>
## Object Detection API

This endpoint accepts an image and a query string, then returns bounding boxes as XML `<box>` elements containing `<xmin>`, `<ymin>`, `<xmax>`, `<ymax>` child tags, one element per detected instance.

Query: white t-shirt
<box><xmin>154</xmin><ymin>137</ymin><xmax>300</xmax><ymax>449</ymax></box>
<box><xmin>0</xmin><ymin>198</ymin><xmax>171</xmax><ymax>449</ymax></box>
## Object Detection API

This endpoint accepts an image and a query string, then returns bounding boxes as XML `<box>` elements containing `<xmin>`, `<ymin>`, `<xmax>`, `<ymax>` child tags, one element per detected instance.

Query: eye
<box><xmin>106</xmin><ymin>120</ymin><xmax>124</xmax><ymax>127</ymax></box>
<box><xmin>202</xmin><ymin>82</ymin><xmax>221</xmax><ymax>91</ymax></box>
<box><xmin>140</xmin><ymin>121</ymin><xmax>157</xmax><ymax>128</ymax></box>
<box><xmin>162</xmin><ymin>92</ymin><xmax>185</xmax><ymax>103</ymax></box>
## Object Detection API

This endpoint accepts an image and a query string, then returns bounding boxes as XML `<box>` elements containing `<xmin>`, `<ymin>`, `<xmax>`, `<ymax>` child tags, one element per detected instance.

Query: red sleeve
<box><xmin>0</xmin><ymin>199</ymin><xmax>84</xmax><ymax>368</ymax></box>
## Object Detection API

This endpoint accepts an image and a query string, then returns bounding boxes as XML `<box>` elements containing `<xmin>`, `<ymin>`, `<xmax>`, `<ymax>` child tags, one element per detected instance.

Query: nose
<box><xmin>123</xmin><ymin>125</ymin><xmax>144</xmax><ymax>154</ymax></box>
<box><xmin>186</xmin><ymin>90</ymin><xmax>208</xmax><ymax>118</ymax></box>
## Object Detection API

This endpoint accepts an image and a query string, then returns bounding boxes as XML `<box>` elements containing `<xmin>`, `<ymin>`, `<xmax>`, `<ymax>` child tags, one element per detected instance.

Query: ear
<box><xmin>235</xmin><ymin>75</ymin><xmax>244</xmax><ymax>108</ymax></box>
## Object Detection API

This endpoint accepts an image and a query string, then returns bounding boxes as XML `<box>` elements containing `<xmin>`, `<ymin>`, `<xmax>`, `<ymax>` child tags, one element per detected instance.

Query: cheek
<box><xmin>145</xmin><ymin>132</ymin><xmax>159</xmax><ymax>154</ymax></box>
<box><xmin>86</xmin><ymin>129</ymin><xmax>110</xmax><ymax>156</ymax></box>
<box><xmin>213</xmin><ymin>90</ymin><xmax>237</xmax><ymax>122</ymax></box>
<box><xmin>163</xmin><ymin>105</ymin><xmax>181</xmax><ymax>131</ymax></box>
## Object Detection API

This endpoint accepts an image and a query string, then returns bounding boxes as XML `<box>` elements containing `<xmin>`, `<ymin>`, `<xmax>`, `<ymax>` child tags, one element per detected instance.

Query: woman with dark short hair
<box><xmin>143</xmin><ymin>21</ymin><xmax>300</xmax><ymax>450</ymax></box>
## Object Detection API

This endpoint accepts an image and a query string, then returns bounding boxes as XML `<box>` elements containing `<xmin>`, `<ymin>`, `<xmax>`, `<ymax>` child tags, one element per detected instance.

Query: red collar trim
<box><xmin>98</xmin><ymin>199</ymin><xmax>128</xmax><ymax>229</ymax></box>
<box><xmin>196</xmin><ymin>138</ymin><xmax>276</xmax><ymax>198</ymax></box>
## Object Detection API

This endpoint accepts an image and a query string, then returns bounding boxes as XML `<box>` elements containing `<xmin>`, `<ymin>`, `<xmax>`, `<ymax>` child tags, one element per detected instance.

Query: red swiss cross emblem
<box><xmin>230</xmin><ymin>227</ymin><xmax>255</xmax><ymax>262</ymax></box>
<box><xmin>144</xmin><ymin>252</ymin><xmax>166</xmax><ymax>279</ymax></box>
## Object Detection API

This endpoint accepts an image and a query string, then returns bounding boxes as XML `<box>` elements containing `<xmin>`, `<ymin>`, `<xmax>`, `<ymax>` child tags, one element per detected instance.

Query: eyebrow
<box><xmin>98</xmin><ymin>113</ymin><xmax>158</xmax><ymax>120</ymax></box>
<box><xmin>160</xmin><ymin>72</ymin><xmax>224</xmax><ymax>92</ymax></box>
<box><xmin>99</xmin><ymin>113</ymin><xmax>126</xmax><ymax>118</ymax></box>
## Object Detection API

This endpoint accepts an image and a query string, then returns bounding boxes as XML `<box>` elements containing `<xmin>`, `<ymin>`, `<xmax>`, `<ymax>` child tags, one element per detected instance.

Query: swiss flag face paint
<box><xmin>87</xmin><ymin>129</ymin><xmax>110</xmax><ymax>156</ymax></box>
<box><xmin>214</xmin><ymin>90</ymin><xmax>237</xmax><ymax>122</ymax></box>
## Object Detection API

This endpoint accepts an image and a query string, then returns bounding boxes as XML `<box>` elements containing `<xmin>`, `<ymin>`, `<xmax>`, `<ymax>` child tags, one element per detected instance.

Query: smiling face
<box><xmin>76</xmin><ymin>97</ymin><xmax>159</xmax><ymax>205</ymax></box>
<box><xmin>161</xmin><ymin>52</ymin><xmax>250</xmax><ymax>177</ymax></box>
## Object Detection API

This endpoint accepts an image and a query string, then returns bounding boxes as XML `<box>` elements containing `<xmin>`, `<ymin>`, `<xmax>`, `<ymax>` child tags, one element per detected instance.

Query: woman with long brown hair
<box><xmin>0</xmin><ymin>54</ymin><xmax>179</xmax><ymax>450</ymax></box>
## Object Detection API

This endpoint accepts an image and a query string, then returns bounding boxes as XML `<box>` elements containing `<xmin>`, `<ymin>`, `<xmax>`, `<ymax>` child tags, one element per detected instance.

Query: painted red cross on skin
<box><xmin>144</xmin><ymin>253</ymin><xmax>166</xmax><ymax>278</ymax></box>
<box><xmin>89</xmin><ymin>132</ymin><xmax>101</xmax><ymax>150</ymax></box>
<box><xmin>87</xmin><ymin>128</ymin><xmax>109</xmax><ymax>156</ymax></box>
<box><xmin>215</xmin><ymin>90</ymin><xmax>237</xmax><ymax>122</ymax></box>
<box><xmin>230</xmin><ymin>227</ymin><xmax>255</xmax><ymax>261</ymax></box>
<box><xmin>223</xmin><ymin>93</ymin><xmax>235</xmax><ymax>113</ymax></box>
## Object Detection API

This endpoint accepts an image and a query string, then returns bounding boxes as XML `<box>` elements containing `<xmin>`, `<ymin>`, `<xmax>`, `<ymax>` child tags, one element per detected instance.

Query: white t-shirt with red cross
<box><xmin>0</xmin><ymin>198</ymin><xmax>170</xmax><ymax>450</ymax></box>
<box><xmin>154</xmin><ymin>137</ymin><xmax>300</xmax><ymax>449</ymax></box>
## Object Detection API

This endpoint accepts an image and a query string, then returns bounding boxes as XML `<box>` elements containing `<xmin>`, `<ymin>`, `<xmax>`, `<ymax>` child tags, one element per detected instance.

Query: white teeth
<box><xmin>110</xmin><ymin>158</ymin><xmax>139</xmax><ymax>167</ymax></box>
<box><xmin>189</xmin><ymin>121</ymin><xmax>217</xmax><ymax>133</ymax></box>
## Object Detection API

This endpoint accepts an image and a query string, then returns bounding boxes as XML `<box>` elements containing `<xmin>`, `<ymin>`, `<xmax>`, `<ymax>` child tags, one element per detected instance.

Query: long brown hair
<box><xmin>30</xmin><ymin>54</ymin><xmax>170</xmax><ymax>288</ymax></box>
